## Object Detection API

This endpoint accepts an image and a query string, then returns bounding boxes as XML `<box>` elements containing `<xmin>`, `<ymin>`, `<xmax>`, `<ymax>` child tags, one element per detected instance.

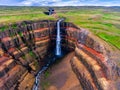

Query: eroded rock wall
<box><xmin>0</xmin><ymin>20</ymin><xmax>56</xmax><ymax>90</ymax></box>
<box><xmin>0</xmin><ymin>20</ymin><xmax>119</xmax><ymax>90</ymax></box>
<box><xmin>65</xmin><ymin>25</ymin><xmax>118</xmax><ymax>90</ymax></box>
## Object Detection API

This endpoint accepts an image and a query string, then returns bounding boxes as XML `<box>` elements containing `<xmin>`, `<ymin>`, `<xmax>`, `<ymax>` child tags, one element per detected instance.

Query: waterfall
<box><xmin>55</xmin><ymin>19</ymin><xmax>64</xmax><ymax>56</ymax></box>
<box><xmin>32</xmin><ymin>19</ymin><xmax>64</xmax><ymax>90</ymax></box>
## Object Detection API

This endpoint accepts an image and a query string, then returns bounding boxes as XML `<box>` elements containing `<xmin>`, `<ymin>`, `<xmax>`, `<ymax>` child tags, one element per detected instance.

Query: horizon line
<box><xmin>0</xmin><ymin>5</ymin><xmax>120</xmax><ymax>7</ymax></box>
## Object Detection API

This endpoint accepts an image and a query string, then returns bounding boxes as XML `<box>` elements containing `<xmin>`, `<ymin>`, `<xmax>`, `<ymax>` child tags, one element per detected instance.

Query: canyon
<box><xmin>0</xmin><ymin>20</ymin><xmax>120</xmax><ymax>90</ymax></box>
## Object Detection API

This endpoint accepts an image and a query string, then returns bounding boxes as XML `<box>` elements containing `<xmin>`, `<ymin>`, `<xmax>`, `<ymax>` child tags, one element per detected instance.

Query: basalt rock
<box><xmin>0</xmin><ymin>20</ymin><xmax>119</xmax><ymax>90</ymax></box>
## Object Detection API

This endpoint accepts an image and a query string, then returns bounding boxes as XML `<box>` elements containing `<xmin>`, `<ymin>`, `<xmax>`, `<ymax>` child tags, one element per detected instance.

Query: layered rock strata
<box><xmin>0</xmin><ymin>20</ymin><xmax>56</xmax><ymax>90</ymax></box>
<box><xmin>65</xmin><ymin>26</ymin><xmax>118</xmax><ymax>90</ymax></box>
<box><xmin>0</xmin><ymin>20</ymin><xmax>119</xmax><ymax>90</ymax></box>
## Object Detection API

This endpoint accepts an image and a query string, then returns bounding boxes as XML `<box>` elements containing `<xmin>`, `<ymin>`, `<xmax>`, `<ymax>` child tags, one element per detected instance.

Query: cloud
<box><xmin>19</xmin><ymin>0</ymin><xmax>120</xmax><ymax>6</ymax></box>
<box><xmin>20</xmin><ymin>0</ymin><xmax>62</xmax><ymax>6</ymax></box>
<box><xmin>0</xmin><ymin>0</ymin><xmax>120</xmax><ymax>6</ymax></box>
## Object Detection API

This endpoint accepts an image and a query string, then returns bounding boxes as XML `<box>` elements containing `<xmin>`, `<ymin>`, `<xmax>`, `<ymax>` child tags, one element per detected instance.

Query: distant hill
<box><xmin>0</xmin><ymin>6</ymin><xmax>120</xmax><ymax>12</ymax></box>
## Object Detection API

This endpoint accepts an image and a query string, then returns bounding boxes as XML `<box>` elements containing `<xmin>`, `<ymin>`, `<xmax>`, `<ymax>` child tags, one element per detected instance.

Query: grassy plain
<box><xmin>0</xmin><ymin>6</ymin><xmax>120</xmax><ymax>49</ymax></box>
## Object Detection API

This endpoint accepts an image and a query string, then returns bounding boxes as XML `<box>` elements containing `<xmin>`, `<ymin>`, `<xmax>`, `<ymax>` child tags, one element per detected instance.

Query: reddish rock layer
<box><xmin>0</xmin><ymin>20</ymin><xmax>119</xmax><ymax>90</ymax></box>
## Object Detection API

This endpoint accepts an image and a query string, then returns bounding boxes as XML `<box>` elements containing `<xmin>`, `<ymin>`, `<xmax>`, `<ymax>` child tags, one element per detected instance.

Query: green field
<box><xmin>0</xmin><ymin>6</ymin><xmax>120</xmax><ymax>49</ymax></box>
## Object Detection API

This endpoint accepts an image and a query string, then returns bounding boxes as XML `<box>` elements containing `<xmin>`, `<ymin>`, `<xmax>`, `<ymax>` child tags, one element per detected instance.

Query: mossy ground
<box><xmin>0</xmin><ymin>6</ymin><xmax>120</xmax><ymax>49</ymax></box>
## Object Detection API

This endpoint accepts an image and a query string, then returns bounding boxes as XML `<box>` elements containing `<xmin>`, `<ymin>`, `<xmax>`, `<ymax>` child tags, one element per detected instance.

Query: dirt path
<box><xmin>40</xmin><ymin>52</ymin><xmax>82</xmax><ymax>90</ymax></box>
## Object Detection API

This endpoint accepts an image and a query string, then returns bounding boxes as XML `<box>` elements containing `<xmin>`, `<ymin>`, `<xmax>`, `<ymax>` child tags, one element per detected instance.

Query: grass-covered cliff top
<box><xmin>0</xmin><ymin>6</ymin><xmax>120</xmax><ymax>49</ymax></box>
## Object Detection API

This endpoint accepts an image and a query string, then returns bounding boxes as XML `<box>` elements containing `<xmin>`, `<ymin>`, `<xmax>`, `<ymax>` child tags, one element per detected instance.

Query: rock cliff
<box><xmin>0</xmin><ymin>20</ymin><xmax>119</xmax><ymax>90</ymax></box>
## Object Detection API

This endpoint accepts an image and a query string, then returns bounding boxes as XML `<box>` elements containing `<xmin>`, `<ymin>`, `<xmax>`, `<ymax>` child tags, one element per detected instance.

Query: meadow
<box><xmin>0</xmin><ymin>6</ymin><xmax>120</xmax><ymax>49</ymax></box>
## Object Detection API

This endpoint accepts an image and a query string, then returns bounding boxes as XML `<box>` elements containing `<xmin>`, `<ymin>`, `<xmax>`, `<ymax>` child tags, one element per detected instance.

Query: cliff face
<box><xmin>0</xmin><ymin>20</ymin><xmax>119</xmax><ymax>90</ymax></box>
<box><xmin>0</xmin><ymin>20</ymin><xmax>56</xmax><ymax>90</ymax></box>
<box><xmin>65</xmin><ymin>25</ymin><xmax>119</xmax><ymax>90</ymax></box>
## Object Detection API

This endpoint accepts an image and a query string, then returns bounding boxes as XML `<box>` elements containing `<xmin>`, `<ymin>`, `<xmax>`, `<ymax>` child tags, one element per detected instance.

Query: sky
<box><xmin>0</xmin><ymin>0</ymin><xmax>120</xmax><ymax>6</ymax></box>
